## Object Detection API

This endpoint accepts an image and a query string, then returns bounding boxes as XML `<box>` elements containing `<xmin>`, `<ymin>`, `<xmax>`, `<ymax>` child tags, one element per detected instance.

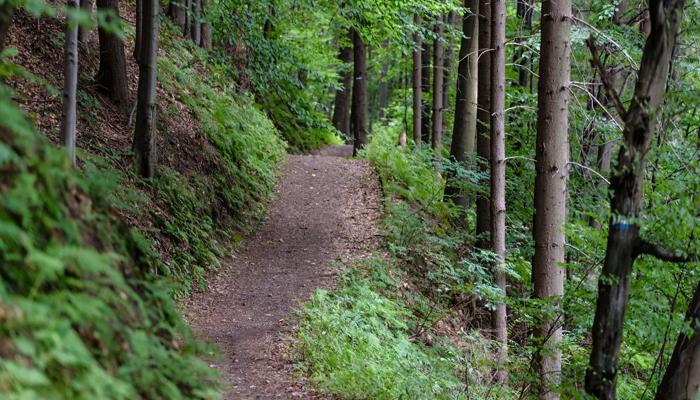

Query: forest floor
<box><xmin>185</xmin><ymin>145</ymin><xmax>383</xmax><ymax>399</ymax></box>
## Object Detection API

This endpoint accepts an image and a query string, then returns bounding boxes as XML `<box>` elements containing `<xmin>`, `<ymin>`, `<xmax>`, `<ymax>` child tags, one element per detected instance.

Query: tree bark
<box><xmin>96</xmin><ymin>0</ymin><xmax>129</xmax><ymax>113</ymax></box>
<box><xmin>531</xmin><ymin>0</ymin><xmax>571</xmax><ymax>398</ymax></box>
<box><xmin>377</xmin><ymin>61</ymin><xmax>390</xmax><ymax>121</ymax></box>
<box><xmin>189</xmin><ymin>0</ymin><xmax>200</xmax><ymax>44</ymax></box>
<box><xmin>133</xmin><ymin>0</ymin><xmax>159</xmax><ymax>178</ymax></box>
<box><xmin>199</xmin><ymin>0</ymin><xmax>212</xmax><ymax>51</ymax></box>
<box><xmin>514</xmin><ymin>0</ymin><xmax>533</xmax><ymax>88</ymax></box>
<box><xmin>412</xmin><ymin>15</ymin><xmax>423</xmax><ymax>145</ymax></box>
<box><xmin>655</xmin><ymin>279</ymin><xmax>700</xmax><ymax>400</ymax></box>
<box><xmin>431</xmin><ymin>18</ymin><xmax>444</xmax><ymax>153</ymax></box>
<box><xmin>350</xmin><ymin>28</ymin><xmax>368</xmax><ymax>156</ymax></box>
<box><xmin>442</xmin><ymin>11</ymin><xmax>456</xmax><ymax>127</ymax></box>
<box><xmin>167</xmin><ymin>0</ymin><xmax>186</xmax><ymax>29</ymax></box>
<box><xmin>445</xmin><ymin>0</ymin><xmax>478</xmax><ymax>209</ymax></box>
<box><xmin>490</xmin><ymin>0</ymin><xmax>507</xmax><ymax>381</ymax></box>
<box><xmin>134</xmin><ymin>0</ymin><xmax>142</xmax><ymax>60</ymax></box>
<box><xmin>78</xmin><ymin>0</ymin><xmax>92</xmax><ymax>46</ymax></box>
<box><xmin>421</xmin><ymin>37</ymin><xmax>432</xmax><ymax>144</ymax></box>
<box><xmin>475</xmin><ymin>0</ymin><xmax>491</xmax><ymax>250</ymax></box>
<box><xmin>332</xmin><ymin>32</ymin><xmax>353</xmax><ymax>137</ymax></box>
<box><xmin>61</xmin><ymin>0</ymin><xmax>80</xmax><ymax>167</ymax></box>
<box><xmin>584</xmin><ymin>0</ymin><xmax>686</xmax><ymax>398</ymax></box>
<box><xmin>183</xmin><ymin>0</ymin><xmax>192</xmax><ymax>38</ymax></box>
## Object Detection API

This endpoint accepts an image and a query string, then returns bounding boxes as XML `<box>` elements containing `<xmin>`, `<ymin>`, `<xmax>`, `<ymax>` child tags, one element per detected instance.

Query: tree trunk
<box><xmin>475</xmin><ymin>0</ymin><xmax>491</xmax><ymax>249</ymax></box>
<box><xmin>442</xmin><ymin>11</ymin><xmax>455</xmax><ymax>127</ymax></box>
<box><xmin>445</xmin><ymin>0</ymin><xmax>478</xmax><ymax>209</ymax></box>
<box><xmin>200</xmin><ymin>22</ymin><xmax>212</xmax><ymax>50</ymax></box>
<box><xmin>132</xmin><ymin>0</ymin><xmax>159</xmax><ymax>178</ymax></box>
<box><xmin>134</xmin><ymin>0</ymin><xmax>142</xmax><ymax>60</ymax></box>
<box><xmin>61</xmin><ymin>0</ymin><xmax>80</xmax><ymax>167</ymax></box>
<box><xmin>78</xmin><ymin>0</ymin><xmax>92</xmax><ymax>46</ymax></box>
<box><xmin>531</xmin><ymin>0</ymin><xmax>571</xmax><ymax>398</ymax></box>
<box><xmin>655</xmin><ymin>280</ymin><xmax>700</xmax><ymax>400</ymax></box>
<box><xmin>377</xmin><ymin>61</ymin><xmax>390</xmax><ymax>121</ymax></box>
<box><xmin>199</xmin><ymin>0</ymin><xmax>212</xmax><ymax>51</ymax></box>
<box><xmin>183</xmin><ymin>0</ymin><xmax>191</xmax><ymax>38</ymax></box>
<box><xmin>584</xmin><ymin>0</ymin><xmax>686</xmax><ymax>398</ymax></box>
<box><xmin>350</xmin><ymin>28</ymin><xmax>368</xmax><ymax>156</ymax></box>
<box><xmin>421</xmin><ymin>38</ymin><xmax>432</xmax><ymax>144</ymax></box>
<box><xmin>490</xmin><ymin>0</ymin><xmax>507</xmax><ymax>381</ymax></box>
<box><xmin>189</xmin><ymin>0</ymin><xmax>200</xmax><ymax>44</ymax></box>
<box><xmin>167</xmin><ymin>0</ymin><xmax>186</xmax><ymax>29</ymax></box>
<box><xmin>514</xmin><ymin>0</ymin><xmax>533</xmax><ymax>88</ymax></box>
<box><xmin>412</xmin><ymin>15</ymin><xmax>423</xmax><ymax>145</ymax></box>
<box><xmin>332</xmin><ymin>32</ymin><xmax>353</xmax><ymax>137</ymax></box>
<box><xmin>431</xmin><ymin>18</ymin><xmax>444</xmax><ymax>153</ymax></box>
<box><xmin>96</xmin><ymin>0</ymin><xmax>129</xmax><ymax>113</ymax></box>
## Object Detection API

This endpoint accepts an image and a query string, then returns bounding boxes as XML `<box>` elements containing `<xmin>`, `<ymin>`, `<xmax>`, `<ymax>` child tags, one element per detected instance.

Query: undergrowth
<box><xmin>297</xmin><ymin>123</ymin><xmax>513</xmax><ymax>399</ymax></box>
<box><xmin>103</xmin><ymin>21</ymin><xmax>288</xmax><ymax>296</ymax></box>
<box><xmin>0</xmin><ymin>14</ymin><xmax>290</xmax><ymax>398</ymax></box>
<box><xmin>0</xmin><ymin>87</ymin><xmax>219</xmax><ymax>399</ymax></box>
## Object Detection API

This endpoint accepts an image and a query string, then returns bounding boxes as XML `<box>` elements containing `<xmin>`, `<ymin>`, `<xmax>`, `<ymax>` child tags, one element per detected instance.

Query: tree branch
<box><xmin>586</xmin><ymin>36</ymin><xmax>628</xmax><ymax>119</ymax></box>
<box><xmin>635</xmin><ymin>238</ymin><xmax>696</xmax><ymax>263</ymax></box>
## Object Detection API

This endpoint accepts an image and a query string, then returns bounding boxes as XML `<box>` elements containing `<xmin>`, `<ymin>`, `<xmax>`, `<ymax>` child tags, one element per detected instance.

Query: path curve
<box><xmin>186</xmin><ymin>145</ymin><xmax>382</xmax><ymax>399</ymax></box>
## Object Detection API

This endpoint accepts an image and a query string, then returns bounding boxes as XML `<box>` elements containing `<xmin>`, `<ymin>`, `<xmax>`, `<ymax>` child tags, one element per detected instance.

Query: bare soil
<box><xmin>185</xmin><ymin>145</ymin><xmax>383</xmax><ymax>399</ymax></box>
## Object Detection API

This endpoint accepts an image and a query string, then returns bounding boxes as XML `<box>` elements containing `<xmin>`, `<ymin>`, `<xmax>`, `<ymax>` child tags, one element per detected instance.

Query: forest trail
<box><xmin>185</xmin><ymin>145</ymin><xmax>382</xmax><ymax>399</ymax></box>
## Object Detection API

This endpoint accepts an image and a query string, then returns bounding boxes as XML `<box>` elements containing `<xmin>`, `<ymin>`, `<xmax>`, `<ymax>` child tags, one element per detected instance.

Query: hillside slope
<box><xmin>0</xmin><ymin>2</ymin><xmax>336</xmax><ymax>397</ymax></box>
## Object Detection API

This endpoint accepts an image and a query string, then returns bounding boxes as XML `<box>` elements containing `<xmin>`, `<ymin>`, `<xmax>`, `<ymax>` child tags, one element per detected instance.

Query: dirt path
<box><xmin>185</xmin><ymin>145</ymin><xmax>382</xmax><ymax>399</ymax></box>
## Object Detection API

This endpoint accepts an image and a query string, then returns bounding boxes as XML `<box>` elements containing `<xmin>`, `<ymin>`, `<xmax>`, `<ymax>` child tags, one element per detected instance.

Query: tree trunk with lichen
<box><xmin>490</xmin><ymin>0</ymin><xmax>507</xmax><ymax>381</ymax></box>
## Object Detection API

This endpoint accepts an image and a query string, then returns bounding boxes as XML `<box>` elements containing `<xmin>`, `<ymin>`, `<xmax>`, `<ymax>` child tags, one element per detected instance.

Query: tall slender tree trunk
<box><xmin>655</xmin><ymin>279</ymin><xmax>700</xmax><ymax>400</ymax></box>
<box><xmin>585</xmin><ymin>0</ymin><xmax>686</xmax><ymax>398</ymax></box>
<box><xmin>351</xmin><ymin>28</ymin><xmax>368</xmax><ymax>156</ymax></box>
<box><xmin>199</xmin><ymin>0</ymin><xmax>212</xmax><ymax>50</ymax></box>
<box><xmin>133</xmin><ymin>0</ymin><xmax>159</xmax><ymax>178</ymax></box>
<box><xmin>0</xmin><ymin>0</ymin><xmax>16</xmax><ymax>52</ymax></box>
<box><xmin>183</xmin><ymin>0</ymin><xmax>191</xmax><ymax>37</ymax></box>
<box><xmin>167</xmin><ymin>0</ymin><xmax>186</xmax><ymax>29</ymax></box>
<box><xmin>61</xmin><ymin>0</ymin><xmax>80</xmax><ymax>167</ymax></box>
<box><xmin>412</xmin><ymin>15</ymin><xmax>423</xmax><ymax>145</ymax></box>
<box><xmin>514</xmin><ymin>0</ymin><xmax>533</xmax><ymax>88</ymax></box>
<box><xmin>96</xmin><ymin>0</ymin><xmax>129</xmax><ymax>113</ymax></box>
<box><xmin>490</xmin><ymin>0</ymin><xmax>507</xmax><ymax>381</ymax></box>
<box><xmin>445</xmin><ymin>0</ymin><xmax>478</xmax><ymax>209</ymax></box>
<box><xmin>78</xmin><ymin>0</ymin><xmax>92</xmax><ymax>46</ymax></box>
<box><xmin>421</xmin><ymin>38</ymin><xmax>432</xmax><ymax>144</ymax></box>
<box><xmin>134</xmin><ymin>0</ymin><xmax>142</xmax><ymax>60</ymax></box>
<box><xmin>531</xmin><ymin>1</ymin><xmax>571</xmax><ymax>398</ymax></box>
<box><xmin>189</xmin><ymin>0</ymin><xmax>200</xmax><ymax>44</ymax></box>
<box><xmin>475</xmin><ymin>0</ymin><xmax>491</xmax><ymax>249</ymax></box>
<box><xmin>442</xmin><ymin>11</ymin><xmax>456</xmax><ymax>128</ymax></box>
<box><xmin>431</xmin><ymin>19</ymin><xmax>444</xmax><ymax>153</ymax></box>
<box><xmin>332</xmin><ymin>32</ymin><xmax>353</xmax><ymax>137</ymax></box>
<box><xmin>377</xmin><ymin>61</ymin><xmax>390</xmax><ymax>121</ymax></box>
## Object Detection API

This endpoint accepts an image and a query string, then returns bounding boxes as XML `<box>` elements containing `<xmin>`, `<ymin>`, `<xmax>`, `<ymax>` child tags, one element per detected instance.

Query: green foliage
<box><xmin>0</xmin><ymin>87</ymin><xmax>219</xmax><ymax>399</ymax></box>
<box><xmin>158</xmin><ymin>21</ymin><xmax>287</xmax><ymax>224</ymax></box>
<box><xmin>298</xmin><ymin>262</ymin><xmax>467</xmax><ymax>400</ymax></box>
<box><xmin>207</xmin><ymin>0</ymin><xmax>343</xmax><ymax>152</ymax></box>
<box><xmin>297</xmin><ymin>124</ymin><xmax>514</xmax><ymax>399</ymax></box>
